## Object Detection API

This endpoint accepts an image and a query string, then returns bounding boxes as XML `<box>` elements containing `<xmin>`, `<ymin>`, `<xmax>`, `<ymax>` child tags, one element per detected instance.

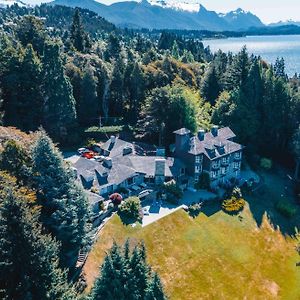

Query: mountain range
<box><xmin>47</xmin><ymin>0</ymin><xmax>265</xmax><ymax>31</ymax></box>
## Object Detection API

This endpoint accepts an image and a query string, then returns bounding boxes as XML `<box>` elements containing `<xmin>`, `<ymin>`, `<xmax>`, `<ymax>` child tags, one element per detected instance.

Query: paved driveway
<box><xmin>142</xmin><ymin>200</ymin><xmax>182</xmax><ymax>227</ymax></box>
<box><xmin>141</xmin><ymin>190</ymin><xmax>217</xmax><ymax>227</ymax></box>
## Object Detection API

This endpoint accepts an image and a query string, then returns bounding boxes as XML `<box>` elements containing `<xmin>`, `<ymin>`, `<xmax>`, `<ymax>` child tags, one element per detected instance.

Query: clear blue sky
<box><xmin>26</xmin><ymin>0</ymin><xmax>300</xmax><ymax>24</ymax></box>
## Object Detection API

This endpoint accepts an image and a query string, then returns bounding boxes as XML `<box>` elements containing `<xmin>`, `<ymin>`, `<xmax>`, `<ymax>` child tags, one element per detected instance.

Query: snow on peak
<box><xmin>0</xmin><ymin>0</ymin><xmax>27</xmax><ymax>7</ymax></box>
<box><xmin>146</xmin><ymin>0</ymin><xmax>201</xmax><ymax>13</ymax></box>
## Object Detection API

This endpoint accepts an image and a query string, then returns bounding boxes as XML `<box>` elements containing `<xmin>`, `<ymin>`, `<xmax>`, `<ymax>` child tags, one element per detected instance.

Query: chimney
<box><xmin>174</xmin><ymin>128</ymin><xmax>191</xmax><ymax>153</ymax></box>
<box><xmin>211</xmin><ymin>125</ymin><xmax>219</xmax><ymax>137</ymax></box>
<box><xmin>198</xmin><ymin>129</ymin><xmax>205</xmax><ymax>141</ymax></box>
<box><xmin>110</xmin><ymin>136</ymin><xmax>116</xmax><ymax>144</ymax></box>
<box><xmin>155</xmin><ymin>158</ymin><xmax>166</xmax><ymax>185</ymax></box>
<box><xmin>103</xmin><ymin>157</ymin><xmax>112</xmax><ymax>168</ymax></box>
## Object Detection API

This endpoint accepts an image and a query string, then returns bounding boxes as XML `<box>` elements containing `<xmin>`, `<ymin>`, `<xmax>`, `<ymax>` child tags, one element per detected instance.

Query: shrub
<box><xmin>275</xmin><ymin>200</ymin><xmax>297</xmax><ymax>218</ymax></box>
<box><xmin>260</xmin><ymin>158</ymin><xmax>272</xmax><ymax>170</ymax></box>
<box><xmin>162</xmin><ymin>181</ymin><xmax>183</xmax><ymax>205</ymax></box>
<box><xmin>222</xmin><ymin>187</ymin><xmax>245</xmax><ymax>213</ymax></box>
<box><xmin>195</xmin><ymin>172</ymin><xmax>210</xmax><ymax>190</ymax></box>
<box><xmin>86</xmin><ymin>138</ymin><xmax>96</xmax><ymax>148</ymax></box>
<box><xmin>84</xmin><ymin>126</ymin><xmax>124</xmax><ymax>139</ymax></box>
<box><xmin>118</xmin><ymin>197</ymin><xmax>142</xmax><ymax>223</ymax></box>
<box><xmin>91</xmin><ymin>186</ymin><xmax>99</xmax><ymax>194</ymax></box>
<box><xmin>98</xmin><ymin>200</ymin><xmax>105</xmax><ymax>212</ymax></box>
<box><xmin>188</xmin><ymin>202</ymin><xmax>202</xmax><ymax>218</ymax></box>
<box><xmin>222</xmin><ymin>197</ymin><xmax>246</xmax><ymax>213</ymax></box>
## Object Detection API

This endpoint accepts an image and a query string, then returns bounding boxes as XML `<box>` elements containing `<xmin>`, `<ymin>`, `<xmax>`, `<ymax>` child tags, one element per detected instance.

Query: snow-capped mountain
<box><xmin>0</xmin><ymin>0</ymin><xmax>27</xmax><ymax>7</ymax></box>
<box><xmin>48</xmin><ymin>0</ymin><xmax>265</xmax><ymax>31</ymax></box>
<box><xmin>147</xmin><ymin>0</ymin><xmax>201</xmax><ymax>13</ymax></box>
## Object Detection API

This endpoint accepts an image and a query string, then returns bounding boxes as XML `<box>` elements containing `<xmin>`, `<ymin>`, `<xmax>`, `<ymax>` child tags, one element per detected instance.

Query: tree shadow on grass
<box><xmin>118</xmin><ymin>212</ymin><xmax>142</xmax><ymax>226</ymax></box>
<box><xmin>200</xmin><ymin>200</ymin><xmax>223</xmax><ymax>217</ymax></box>
<box><xmin>243</xmin><ymin>168</ymin><xmax>299</xmax><ymax>236</ymax></box>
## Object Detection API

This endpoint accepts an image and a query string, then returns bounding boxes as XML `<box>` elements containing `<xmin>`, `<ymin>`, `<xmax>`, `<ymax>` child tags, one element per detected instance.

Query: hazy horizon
<box><xmin>23</xmin><ymin>0</ymin><xmax>300</xmax><ymax>24</ymax></box>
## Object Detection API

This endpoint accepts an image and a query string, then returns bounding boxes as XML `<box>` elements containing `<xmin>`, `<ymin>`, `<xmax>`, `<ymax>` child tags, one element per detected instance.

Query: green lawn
<box><xmin>83</xmin><ymin>205</ymin><xmax>300</xmax><ymax>299</ymax></box>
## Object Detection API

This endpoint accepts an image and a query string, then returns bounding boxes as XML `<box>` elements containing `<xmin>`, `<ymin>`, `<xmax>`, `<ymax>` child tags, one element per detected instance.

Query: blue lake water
<box><xmin>203</xmin><ymin>35</ymin><xmax>300</xmax><ymax>77</ymax></box>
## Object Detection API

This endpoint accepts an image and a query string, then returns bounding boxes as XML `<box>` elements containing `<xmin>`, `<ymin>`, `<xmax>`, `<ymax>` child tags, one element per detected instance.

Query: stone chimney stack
<box><xmin>103</xmin><ymin>157</ymin><xmax>112</xmax><ymax>168</ymax></box>
<box><xmin>211</xmin><ymin>125</ymin><xmax>219</xmax><ymax>137</ymax></box>
<box><xmin>110</xmin><ymin>136</ymin><xmax>116</xmax><ymax>144</ymax></box>
<box><xmin>198</xmin><ymin>129</ymin><xmax>205</xmax><ymax>141</ymax></box>
<box><xmin>155</xmin><ymin>158</ymin><xmax>166</xmax><ymax>185</ymax></box>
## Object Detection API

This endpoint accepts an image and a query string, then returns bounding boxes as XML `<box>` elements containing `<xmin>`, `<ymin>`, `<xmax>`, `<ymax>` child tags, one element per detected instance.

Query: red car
<box><xmin>82</xmin><ymin>151</ymin><xmax>95</xmax><ymax>159</ymax></box>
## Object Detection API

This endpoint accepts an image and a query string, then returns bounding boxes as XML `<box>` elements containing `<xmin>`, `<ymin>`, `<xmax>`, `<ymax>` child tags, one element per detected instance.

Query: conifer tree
<box><xmin>16</xmin><ymin>15</ymin><xmax>46</xmax><ymax>55</ymax></box>
<box><xmin>0</xmin><ymin>172</ymin><xmax>75</xmax><ymax>300</ymax></box>
<box><xmin>109</xmin><ymin>60</ymin><xmax>124</xmax><ymax>116</ymax></box>
<box><xmin>0</xmin><ymin>140</ymin><xmax>31</xmax><ymax>184</ymax></box>
<box><xmin>128</xmin><ymin>62</ymin><xmax>145</xmax><ymax>122</ymax></box>
<box><xmin>274</xmin><ymin>57</ymin><xmax>286</xmax><ymax>79</ymax></box>
<box><xmin>78</xmin><ymin>64</ymin><xmax>99</xmax><ymax>125</ymax></box>
<box><xmin>32</xmin><ymin>130</ymin><xmax>90</xmax><ymax>267</ymax></box>
<box><xmin>145</xmin><ymin>273</ymin><xmax>167</xmax><ymax>300</ymax></box>
<box><xmin>42</xmin><ymin>42</ymin><xmax>77</xmax><ymax>141</ymax></box>
<box><xmin>224</xmin><ymin>46</ymin><xmax>250</xmax><ymax>90</ymax></box>
<box><xmin>171</xmin><ymin>40</ymin><xmax>180</xmax><ymax>60</ymax></box>
<box><xmin>70</xmin><ymin>8</ymin><xmax>86</xmax><ymax>52</ymax></box>
<box><xmin>90</xmin><ymin>241</ymin><xmax>166</xmax><ymax>300</ymax></box>
<box><xmin>201</xmin><ymin>64</ymin><xmax>221</xmax><ymax>105</ymax></box>
<box><xmin>17</xmin><ymin>44</ymin><xmax>43</xmax><ymax>131</ymax></box>
<box><xmin>105</xmin><ymin>34</ymin><xmax>121</xmax><ymax>61</ymax></box>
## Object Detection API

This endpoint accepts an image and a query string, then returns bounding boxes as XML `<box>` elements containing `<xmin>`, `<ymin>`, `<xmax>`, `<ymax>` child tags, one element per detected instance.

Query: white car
<box><xmin>78</xmin><ymin>148</ymin><xmax>86</xmax><ymax>154</ymax></box>
<box><xmin>138</xmin><ymin>189</ymin><xmax>154</xmax><ymax>199</ymax></box>
<box><xmin>143</xmin><ymin>207</ymin><xmax>150</xmax><ymax>216</ymax></box>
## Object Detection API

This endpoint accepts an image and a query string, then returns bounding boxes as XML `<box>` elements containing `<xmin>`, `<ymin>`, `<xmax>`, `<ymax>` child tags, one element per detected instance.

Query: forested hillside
<box><xmin>0</xmin><ymin>3</ymin><xmax>300</xmax><ymax>299</ymax></box>
<box><xmin>0</xmin><ymin>4</ymin><xmax>299</xmax><ymax>159</ymax></box>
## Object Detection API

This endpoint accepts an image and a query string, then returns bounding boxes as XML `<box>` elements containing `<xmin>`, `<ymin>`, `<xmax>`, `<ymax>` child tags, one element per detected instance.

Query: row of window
<box><xmin>197</xmin><ymin>152</ymin><xmax>241</xmax><ymax>167</ymax></box>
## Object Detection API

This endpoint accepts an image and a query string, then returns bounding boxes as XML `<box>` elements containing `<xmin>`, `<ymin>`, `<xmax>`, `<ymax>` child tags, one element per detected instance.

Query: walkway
<box><xmin>141</xmin><ymin>190</ymin><xmax>217</xmax><ymax>227</ymax></box>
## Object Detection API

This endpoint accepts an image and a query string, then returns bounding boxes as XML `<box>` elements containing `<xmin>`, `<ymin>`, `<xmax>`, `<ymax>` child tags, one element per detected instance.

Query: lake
<box><xmin>203</xmin><ymin>35</ymin><xmax>300</xmax><ymax>77</ymax></box>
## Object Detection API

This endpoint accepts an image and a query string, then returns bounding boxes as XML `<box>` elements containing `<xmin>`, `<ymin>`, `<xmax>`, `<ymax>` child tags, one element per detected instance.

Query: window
<box><xmin>235</xmin><ymin>152</ymin><xmax>241</xmax><ymax>159</ymax></box>
<box><xmin>195</xmin><ymin>175</ymin><xmax>199</xmax><ymax>182</ymax></box>
<box><xmin>234</xmin><ymin>162</ymin><xmax>241</xmax><ymax>169</ymax></box>
<box><xmin>221</xmin><ymin>167</ymin><xmax>227</xmax><ymax>175</ymax></box>
<box><xmin>222</xmin><ymin>156</ymin><xmax>229</xmax><ymax>164</ymax></box>
<box><xmin>210</xmin><ymin>171</ymin><xmax>217</xmax><ymax>179</ymax></box>
<box><xmin>195</xmin><ymin>155</ymin><xmax>202</xmax><ymax>163</ymax></box>
<box><xmin>195</xmin><ymin>165</ymin><xmax>201</xmax><ymax>174</ymax></box>
<box><xmin>180</xmin><ymin>168</ymin><xmax>185</xmax><ymax>175</ymax></box>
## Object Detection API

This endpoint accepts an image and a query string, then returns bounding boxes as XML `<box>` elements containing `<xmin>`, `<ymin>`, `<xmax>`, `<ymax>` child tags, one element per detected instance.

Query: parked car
<box><xmin>78</xmin><ymin>147</ymin><xmax>86</xmax><ymax>154</ymax></box>
<box><xmin>138</xmin><ymin>189</ymin><xmax>154</xmax><ymax>199</ymax></box>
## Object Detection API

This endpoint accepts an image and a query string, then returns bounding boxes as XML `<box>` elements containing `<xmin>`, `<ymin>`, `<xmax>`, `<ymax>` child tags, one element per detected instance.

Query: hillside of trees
<box><xmin>0</xmin><ymin>3</ymin><xmax>300</xmax><ymax>299</ymax></box>
<box><xmin>0</xmin><ymin>4</ymin><xmax>299</xmax><ymax>162</ymax></box>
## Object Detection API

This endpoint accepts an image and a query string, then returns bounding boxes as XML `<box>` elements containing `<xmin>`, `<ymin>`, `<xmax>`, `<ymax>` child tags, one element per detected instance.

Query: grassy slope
<box><xmin>83</xmin><ymin>205</ymin><xmax>300</xmax><ymax>299</ymax></box>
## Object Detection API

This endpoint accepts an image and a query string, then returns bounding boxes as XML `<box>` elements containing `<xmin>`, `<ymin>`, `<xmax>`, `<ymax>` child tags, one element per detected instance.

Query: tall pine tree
<box><xmin>42</xmin><ymin>42</ymin><xmax>77</xmax><ymax>141</ymax></box>
<box><xmin>0</xmin><ymin>172</ymin><xmax>75</xmax><ymax>300</ymax></box>
<box><xmin>32</xmin><ymin>130</ymin><xmax>90</xmax><ymax>267</ymax></box>
<box><xmin>90</xmin><ymin>241</ymin><xmax>166</xmax><ymax>300</ymax></box>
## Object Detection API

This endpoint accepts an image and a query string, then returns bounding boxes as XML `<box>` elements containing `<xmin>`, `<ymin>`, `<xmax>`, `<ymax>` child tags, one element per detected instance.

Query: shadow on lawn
<box><xmin>199</xmin><ymin>167</ymin><xmax>300</xmax><ymax>236</ymax></box>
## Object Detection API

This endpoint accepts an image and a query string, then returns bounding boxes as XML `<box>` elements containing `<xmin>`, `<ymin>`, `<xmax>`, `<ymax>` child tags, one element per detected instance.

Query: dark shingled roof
<box><xmin>101</xmin><ymin>137</ymin><xmax>134</xmax><ymax>158</ymax></box>
<box><xmin>72</xmin><ymin>138</ymin><xmax>185</xmax><ymax>189</ymax></box>
<box><xmin>187</xmin><ymin>127</ymin><xmax>242</xmax><ymax>159</ymax></box>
